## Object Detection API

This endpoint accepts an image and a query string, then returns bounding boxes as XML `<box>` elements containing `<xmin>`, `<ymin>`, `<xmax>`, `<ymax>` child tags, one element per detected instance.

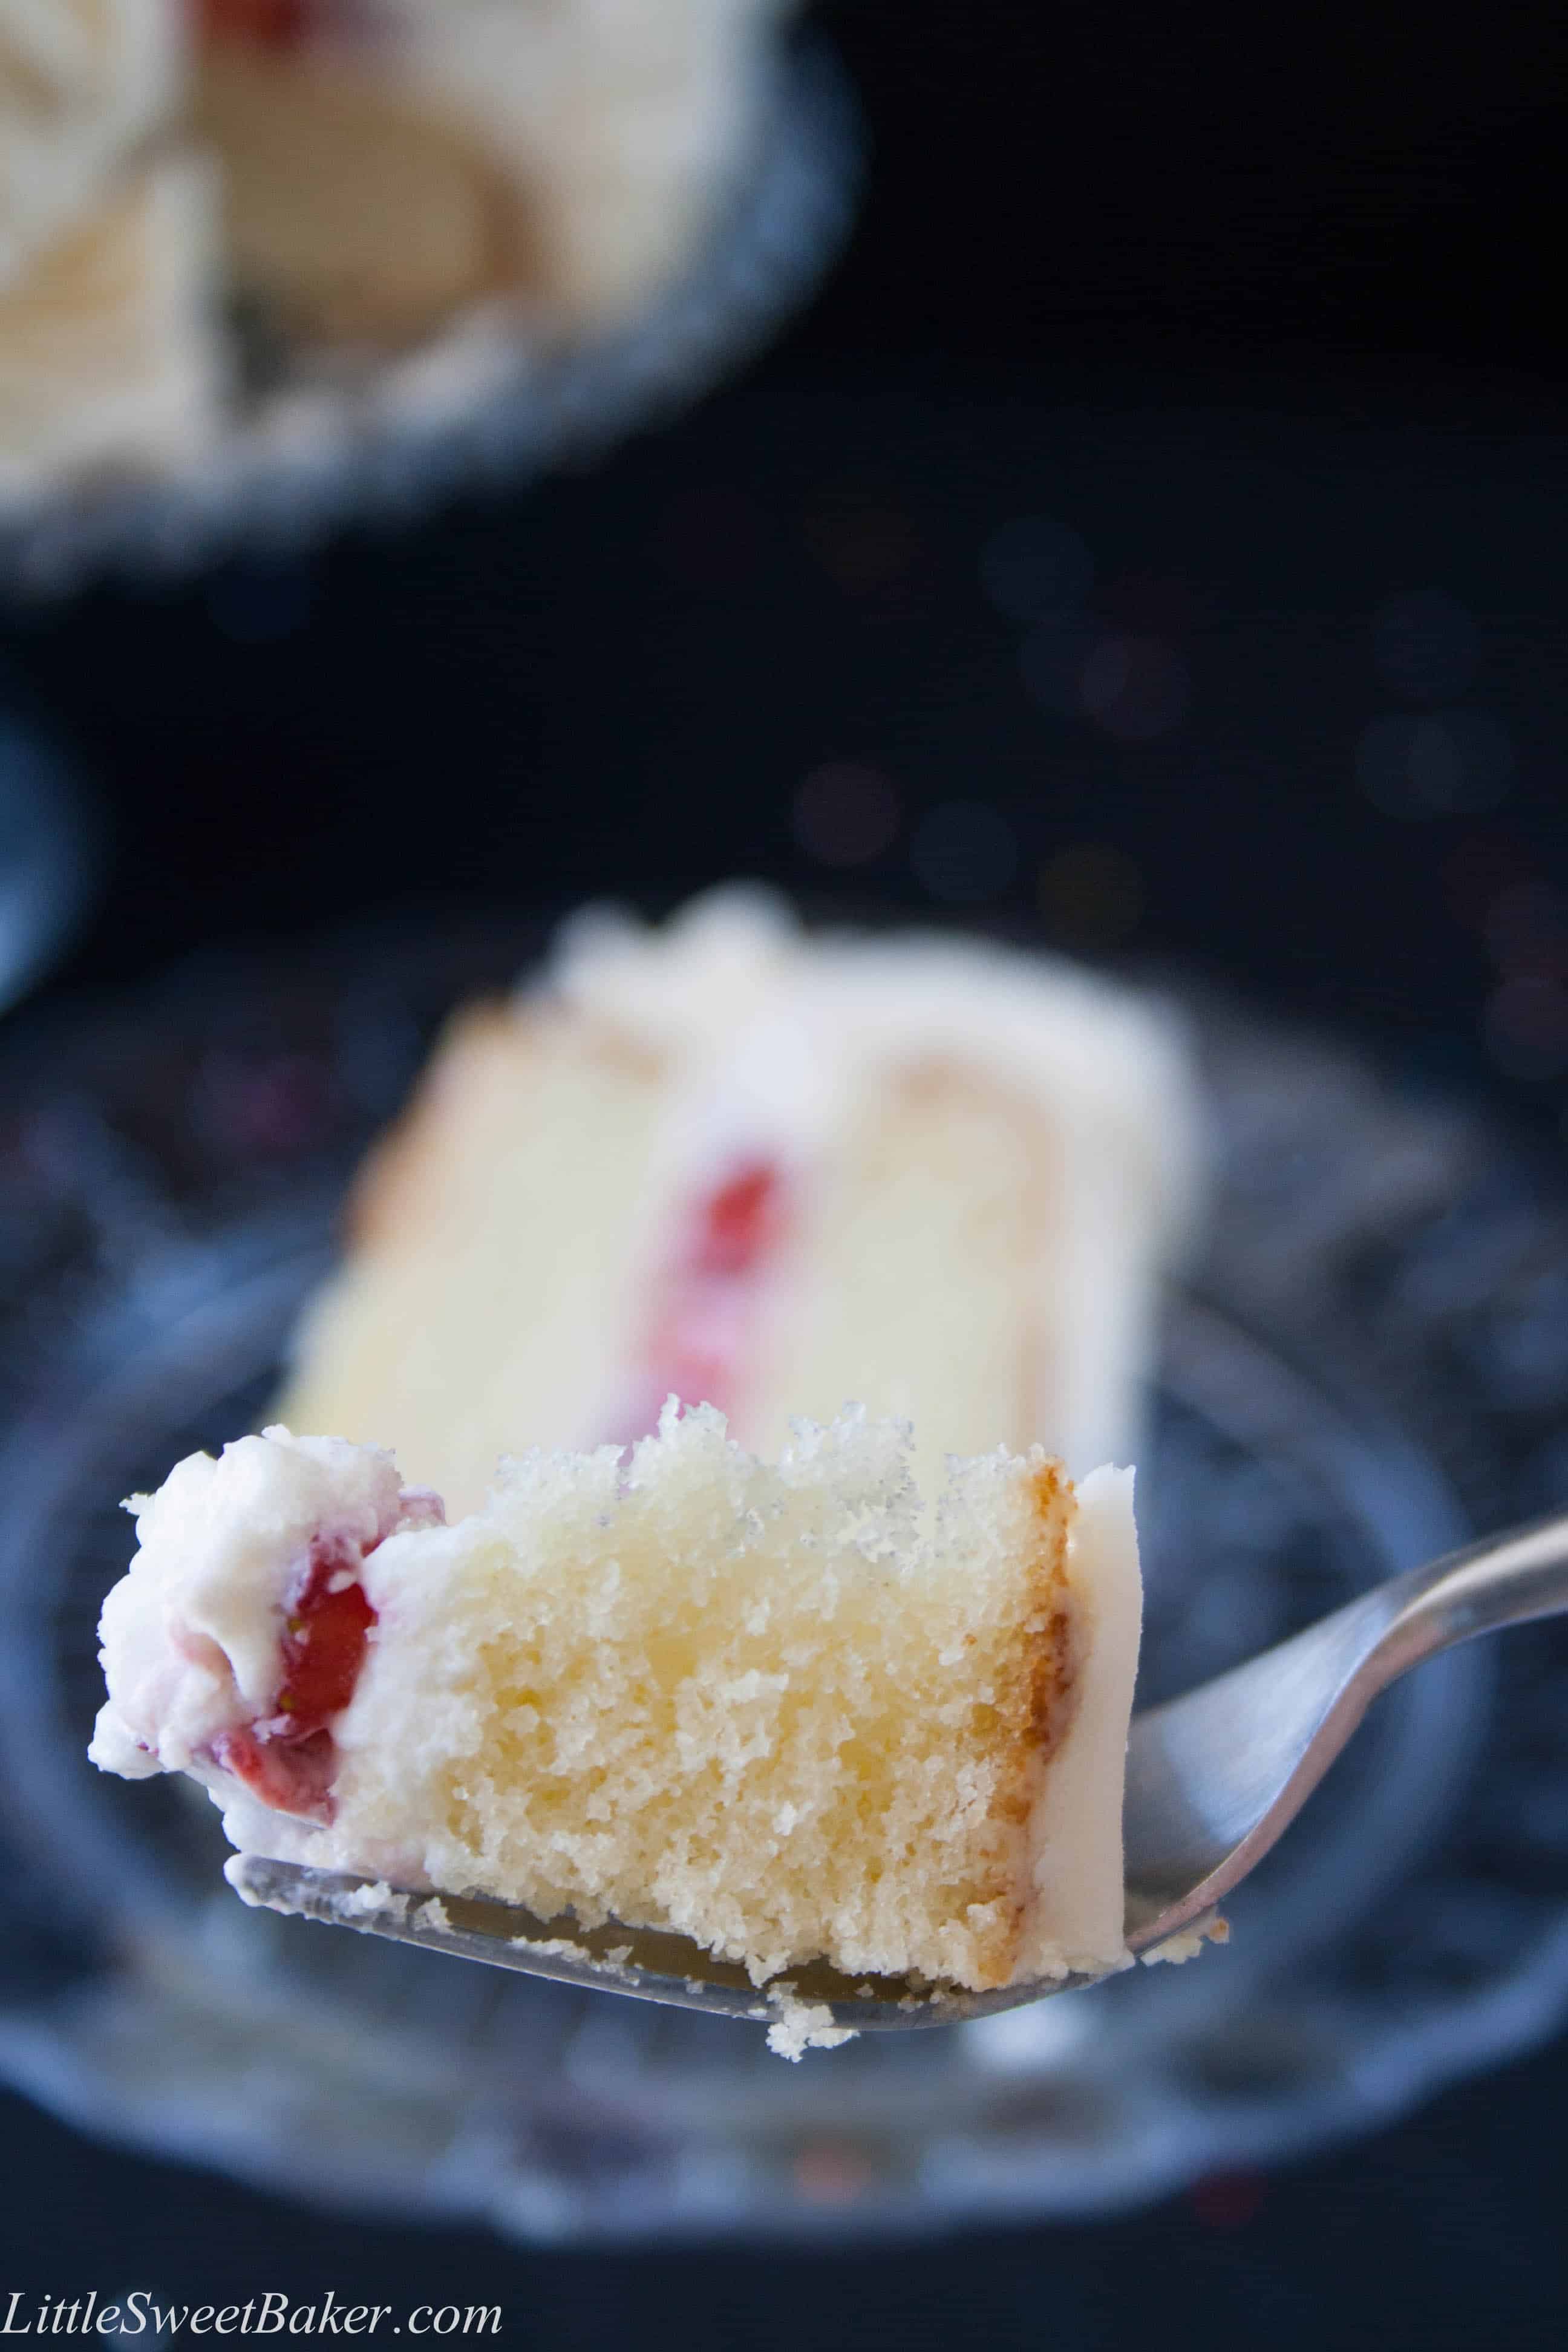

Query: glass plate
<box><xmin>2</xmin><ymin>923</ymin><xmax>1567</xmax><ymax>2243</ymax></box>
<box><xmin>0</xmin><ymin>38</ymin><xmax>861</xmax><ymax>599</ymax></box>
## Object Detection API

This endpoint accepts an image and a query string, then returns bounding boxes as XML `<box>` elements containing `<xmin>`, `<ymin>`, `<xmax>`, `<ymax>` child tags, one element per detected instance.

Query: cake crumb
<box><xmin>510</xmin><ymin>1932</ymin><xmax>592</xmax><ymax>1962</ymax></box>
<box><xmin>508</xmin><ymin>1932</ymin><xmax>641</xmax><ymax>1982</ymax></box>
<box><xmin>765</xmin><ymin>1983</ymin><xmax>859</xmax><ymax>2061</ymax></box>
<box><xmin>1140</xmin><ymin>1910</ymin><xmax>1230</xmax><ymax>1966</ymax></box>
<box><xmin>339</xmin><ymin>1880</ymin><xmax>409</xmax><ymax>1922</ymax></box>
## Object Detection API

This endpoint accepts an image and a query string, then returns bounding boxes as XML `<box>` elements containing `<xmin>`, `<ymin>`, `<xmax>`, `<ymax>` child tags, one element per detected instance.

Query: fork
<box><xmin>229</xmin><ymin>1508</ymin><xmax>1568</xmax><ymax>2031</ymax></box>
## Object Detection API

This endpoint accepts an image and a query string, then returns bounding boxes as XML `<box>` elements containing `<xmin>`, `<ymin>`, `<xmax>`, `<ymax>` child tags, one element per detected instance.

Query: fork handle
<box><xmin>1368</xmin><ymin>1509</ymin><xmax>1568</xmax><ymax>1688</ymax></box>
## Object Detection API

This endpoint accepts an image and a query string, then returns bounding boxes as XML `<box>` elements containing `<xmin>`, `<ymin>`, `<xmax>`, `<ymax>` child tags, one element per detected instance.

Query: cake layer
<box><xmin>752</xmin><ymin>1066</ymin><xmax>1060</xmax><ymax>1472</ymax></box>
<box><xmin>282</xmin><ymin>1001</ymin><xmax>674</xmax><ymax>1518</ymax></box>
<box><xmin>91</xmin><ymin>1413</ymin><xmax>1143</xmax><ymax>1992</ymax></box>
<box><xmin>278</xmin><ymin>889</ymin><xmax>1201</xmax><ymax>1515</ymax></box>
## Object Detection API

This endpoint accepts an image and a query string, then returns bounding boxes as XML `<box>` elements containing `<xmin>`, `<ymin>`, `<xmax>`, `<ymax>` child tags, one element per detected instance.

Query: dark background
<box><xmin>5</xmin><ymin>0</ymin><xmax>1568</xmax><ymax>2341</ymax></box>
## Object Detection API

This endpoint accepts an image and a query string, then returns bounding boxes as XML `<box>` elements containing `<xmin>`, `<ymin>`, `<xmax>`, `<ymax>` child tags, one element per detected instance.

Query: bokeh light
<box><xmin>792</xmin><ymin>2142</ymin><xmax>878</xmax><ymax>2207</ymax></box>
<box><xmin>1019</xmin><ymin>613</ymin><xmax>1099</xmax><ymax>714</ymax></box>
<box><xmin>1021</xmin><ymin>621</ymin><xmax>1187</xmax><ymax>740</ymax></box>
<box><xmin>910</xmin><ymin>801</ymin><xmax>1018</xmax><ymax>902</ymax></box>
<box><xmin>1442</xmin><ymin>835</ymin><xmax>1532</xmax><ymax>932</ymax></box>
<box><xmin>1484</xmin><ymin>977</ymin><xmax>1568</xmax><ymax>1083</ymax></box>
<box><xmin>1356</xmin><ymin>712</ymin><xmax>1514</xmax><ymax>817</ymax></box>
<box><xmin>1484</xmin><ymin>881</ymin><xmax>1568</xmax><ymax>979</ymax></box>
<box><xmin>1079</xmin><ymin>634</ymin><xmax>1189</xmax><ymax>741</ymax></box>
<box><xmin>792</xmin><ymin>762</ymin><xmax>901</xmax><ymax>866</ymax></box>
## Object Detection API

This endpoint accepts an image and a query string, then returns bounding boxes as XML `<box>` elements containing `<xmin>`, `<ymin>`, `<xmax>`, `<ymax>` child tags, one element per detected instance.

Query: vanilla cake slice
<box><xmin>277</xmin><ymin>889</ymin><xmax>1201</xmax><ymax>1518</ymax></box>
<box><xmin>91</xmin><ymin>1413</ymin><xmax>1142</xmax><ymax>1994</ymax></box>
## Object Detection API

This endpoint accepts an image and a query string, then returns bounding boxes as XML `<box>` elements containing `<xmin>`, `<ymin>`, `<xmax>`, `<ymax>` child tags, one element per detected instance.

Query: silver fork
<box><xmin>229</xmin><ymin>1509</ymin><xmax>1568</xmax><ymax>2032</ymax></box>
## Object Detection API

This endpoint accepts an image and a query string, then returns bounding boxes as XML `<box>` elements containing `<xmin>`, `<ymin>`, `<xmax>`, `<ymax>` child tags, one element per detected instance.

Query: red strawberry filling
<box><xmin>690</xmin><ymin>1161</ymin><xmax>785</xmax><ymax>1276</ymax></box>
<box><xmin>613</xmin><ymin>1155</ymin><xmax>791</xmax><ymax>1441</ymax></box>
<box><xmin>195</xmin><ymin>0</ymin><xmax>314</xmax><ymax>48</ymax></box>
<box><xmin>211</xmin><ymin>1531</ymin><xmax>378</xmax><ymax>1823</ymax></box>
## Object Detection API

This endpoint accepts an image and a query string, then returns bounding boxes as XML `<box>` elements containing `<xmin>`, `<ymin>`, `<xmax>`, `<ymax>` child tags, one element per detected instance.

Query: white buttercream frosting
<box><xmin>88</xmin><ymin>1426</ymin><xmax>436</xmax><ymax>1786</ymax></box>
<box><xmin>548</xmin><ymin>886</ymin><xmax>1204</xmax><ymax>1472</ymax></box>
<box><xmin>552</xmin><ymin>886</ymin><xmax>1195</xmax><ymax>1178</ymax></box>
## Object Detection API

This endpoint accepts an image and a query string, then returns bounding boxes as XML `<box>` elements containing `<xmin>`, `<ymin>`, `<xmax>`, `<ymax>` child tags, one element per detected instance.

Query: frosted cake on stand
<box><xmin>1</xmin><ymin>0</ymin><xmax>804</xmax><ymax>505</ymax></box>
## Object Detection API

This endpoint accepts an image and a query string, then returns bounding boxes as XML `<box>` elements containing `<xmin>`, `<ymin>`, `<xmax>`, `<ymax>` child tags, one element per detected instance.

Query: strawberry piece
<box><xmin>687</xmin><ymin>1160</ymin><xmax>785</xmax><ymax>1275</ymax></box>
<box><xmin>210</xmin><ymin>1532</ymin><xmax>378</xmax><ymax>1823</ymax></box>
<box><xmin>276</xmin><ymin>1539</ymin><xmax>377</xmax><ymax>1739</ymax></box>
<box><xmin>213</xmin><ymin>1725</ymin><xmax>339</xmax><ymax>1820</ymax></box>
<box><xmin>614</xmin><ymin>1157</ymin><xmax>789</xmax><ymax>1440</ymax></box>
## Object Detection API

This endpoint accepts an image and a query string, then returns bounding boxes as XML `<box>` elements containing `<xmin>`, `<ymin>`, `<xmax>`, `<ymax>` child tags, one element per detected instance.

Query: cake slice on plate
<box><xmin>91</xmin><ymin>1413</ymin><xmax>1142</xmax><ymax>1996</ymax></box>
<box><xmin>278</xmin><ymin>889</ymin><xmax>1201</xmax><ymax>1516</ymax></box>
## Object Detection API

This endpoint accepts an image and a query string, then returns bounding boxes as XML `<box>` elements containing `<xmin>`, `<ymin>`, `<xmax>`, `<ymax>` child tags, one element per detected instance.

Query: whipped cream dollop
<box><xmin>90</xmin><ymin>1427</ymin><xmax>440</xmax><ymax>1798</ymax></box>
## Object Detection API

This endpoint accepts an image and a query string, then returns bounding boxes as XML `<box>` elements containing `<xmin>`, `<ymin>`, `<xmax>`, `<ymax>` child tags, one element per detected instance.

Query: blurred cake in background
<box><xmin>278</xmin><ymin>889</ymin><xmax>1204</xmax><ymax>1515</ymax></box>
<box><xmin>1</xmin><ymin>0</ymin><xmax>794</xmax><ymax>499</ymax></box>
